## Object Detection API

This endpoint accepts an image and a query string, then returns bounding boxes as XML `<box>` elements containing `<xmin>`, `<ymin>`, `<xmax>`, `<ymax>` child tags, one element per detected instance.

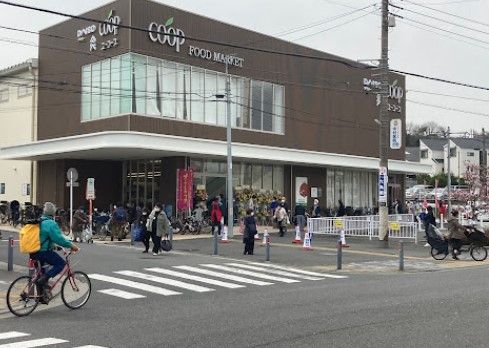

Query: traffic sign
<box><xmin>66</xmin><ymin>167</ymin><xmax>78</xmax><ymax>182</ymax></box>
<box><xmin>379</xmin><ymin>167</ymin><xmax>388</xmax><ymax>203</ymax></box>
<box><xmin>86</xmin><ymin>178</ymin><xmax>96</xmax><ymax>200</ymax></box>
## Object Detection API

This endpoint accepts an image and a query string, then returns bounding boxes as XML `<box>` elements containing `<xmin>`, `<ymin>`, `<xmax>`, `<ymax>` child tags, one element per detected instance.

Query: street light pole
<box><xmin>447</xmin><ymin>127</ymin><xmax>451</xmax><ymax>213</ymax></box>
<box><xmin>225</xmin><ymin>60</ymin><xmax>234</xmax><ymax>237</ymax></box>
<box><xmin>378</xmin><ymin>0</ymin><xmax>390</xmax><ymax>244</ymax></box>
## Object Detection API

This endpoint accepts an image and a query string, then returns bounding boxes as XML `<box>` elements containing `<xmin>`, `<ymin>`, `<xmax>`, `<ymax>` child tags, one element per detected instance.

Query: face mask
<box><xmin>251</xmin><ymin>212</ymin><xmax>254</xmax><ymax>216</ymax></box>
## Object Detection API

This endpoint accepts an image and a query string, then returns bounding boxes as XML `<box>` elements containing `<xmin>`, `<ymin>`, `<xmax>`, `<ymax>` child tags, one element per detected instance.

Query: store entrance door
<box><xmin>206</xmin><ymin>176</ymin><xmax>226</xmax><ymax>200</ymax></box>
<box><xmin>123</xmin><ymin>160</ymin><xmax>161</xmax><ymax>208</ymax></box>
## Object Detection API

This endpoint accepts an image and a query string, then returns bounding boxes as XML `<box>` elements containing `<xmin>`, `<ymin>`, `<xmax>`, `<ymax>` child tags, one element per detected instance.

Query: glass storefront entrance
<box><xmin>123</xmin><ymin>160</ymin><xmax>161</xmax><ymax>207</ymax></box>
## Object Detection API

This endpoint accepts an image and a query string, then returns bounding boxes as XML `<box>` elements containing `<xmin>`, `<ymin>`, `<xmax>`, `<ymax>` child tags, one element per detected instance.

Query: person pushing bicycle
<box><xmin>33</xmin><ymin>202</ymin><xmax>79</xmax><ymax>301</ymax></box>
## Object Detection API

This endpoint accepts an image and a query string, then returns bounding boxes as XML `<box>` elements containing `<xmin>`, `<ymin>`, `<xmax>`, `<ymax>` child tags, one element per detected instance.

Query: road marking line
<box><xmin>114</xmin><ymin>271</ymin><xmax>214</xmax><ymax>293</ymax></box>
<box><xmin>72</xmin><ymin>346</ymin><xmax>109</xmax><ymax>348</ymax></box>
<box><xmin>247</xmin><ymin>262</ymin><xmax>348</xmax><ymax>279</ymax></box>
<box><xmin>200</xmin><ymin>264</ymin><xmax>301</xmax><ymax>283</ymax></box>
<box><xmin>89</xmin><ymin>274</ymin><xmax>181</xmax><ymax>296</ymax></box>
<box><xmin>174</xmin><ymin>266</ymin><xmax>273</xmax><ymax>286</ymax></box>
<box><xmin>0</xmin><ymin>338</ymin><xmax>69</xmax><ymax>348</ymax></box>
<box><xmin>0</xmin><ymin>332</ymin><xmax>30</xmax><ymax>340</ymax></box>
<box><xmin>225</xmin><ymin>263</ymin><xmax>324</xmax><ymax>280</ymax></box>
<box><xmin>0</xmin><ymin>281</ymin><xmax>8</xmax><ymax>285</ymax></box>
<box><xmin>97</xmin><ymin>288</ymin><xmax>146</xmax><ymax>299</ymax></box>
<box><xmin>145</xmin><ymin>268</ymin><xmax>245</xmax><ymax>289</ymax></box>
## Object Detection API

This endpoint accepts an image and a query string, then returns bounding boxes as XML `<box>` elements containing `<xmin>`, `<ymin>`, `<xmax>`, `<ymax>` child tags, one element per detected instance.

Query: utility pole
<box><xmin>483</xmin><ymin>128</ymin><xmax>487</xmax><ymax>198</ymax></box>
<box><xmin>225</xmin><ymin>60</ymin><xmax>234</xmax><ymax>238</ymax></box>
<box><xmin>378</xmin><ymin>0</ymin><xmax>390</xmax><ymax>244</ymax></box>
<box><xmin>446</xmin><ymin>127</ymin><xmax>451</xmax><ymax>213</ymax></box>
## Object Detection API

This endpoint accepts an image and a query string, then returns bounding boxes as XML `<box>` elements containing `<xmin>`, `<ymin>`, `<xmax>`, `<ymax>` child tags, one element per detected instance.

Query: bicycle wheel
<box><xmin>61</xmin><ymin>271</ymin><xmax>91</xmax><ymax>309</ymax></box>
<box><xmin>470</xmin><ymin>246</ymin><xmax>488</xmax><ymax>261</ymax></box>
<box><xmin>431</xmin><ymin>247</ymin><xmax>447</xmax><ymax>260</ymax></box>
<box><xmin>6</xmin><ymin>276</ymin><xmax>39</xmax><ymax>317</ymax></box>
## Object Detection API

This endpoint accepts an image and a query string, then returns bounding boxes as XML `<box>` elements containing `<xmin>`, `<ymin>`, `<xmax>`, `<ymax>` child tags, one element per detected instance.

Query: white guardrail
<box><xmin>307</xmin><ymin>214</ymin><xmax>418</xmax><ymax>243</ymax></box>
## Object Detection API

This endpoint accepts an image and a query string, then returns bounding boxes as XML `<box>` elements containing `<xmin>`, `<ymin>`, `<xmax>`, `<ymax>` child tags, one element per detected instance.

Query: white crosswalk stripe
<box><xmin>247</xmin><ymin>262</ymin><xmax>348</xmax><ymax>279</ymax></box>
<box><xmin>0</xmin><ymin>338</ymin><xmax>68</xmax><ymax>348</ymax></box>
<box><xmin>114</xmin><ymin>270</ymin><xmax>214</xmax><ymax>293</ymax></box>
<box><xmin>174</xmin><ymin>266</ymin><xmax>273</xmax><ymax>286</ymax></box>
<box><xmin>200</xmin><ymin>264</ymin><xmax>301</xmax><ymax>283</ymax></box>
<box><xmin>145</xmin><ymin>268</ymin><xmax>245</xmax><ymax>289</ymax></box>
<box><xmin>72</xmin><ymin>346</ymin><xmax>109</xmax><ymax>348</ymax></box>
<box><xmin>98</xmin><ymin>288</ymin><xmax>146</xmax><ymax>299</ymax></box>
<box><xmin>225</xmin><ymin>263</ymin><xmax>324</xmax><ymax>280</ymax></box>
<box><xmin>89</xmin><ymin>273</ymin><xmax>182</xmax><ymax>296</ymax></box>
<box><xmin>0</xmin><ymin>332</ymin><xmax>30</xmax><ymax>340</ymax></box>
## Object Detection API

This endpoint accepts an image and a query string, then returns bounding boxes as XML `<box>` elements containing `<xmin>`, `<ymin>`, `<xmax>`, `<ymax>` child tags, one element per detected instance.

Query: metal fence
<box><xmin>307</xmin><ymin>215</ymin><xmax>418</xmax><ymax>243</ymax></box>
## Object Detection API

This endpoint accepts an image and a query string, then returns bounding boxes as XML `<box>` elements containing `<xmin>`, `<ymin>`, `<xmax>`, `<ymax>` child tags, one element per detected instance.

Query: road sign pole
<box><xmin>70</xmin><ymin>171</ymin><xmax>73</xmax><ymax>237</ymax></box>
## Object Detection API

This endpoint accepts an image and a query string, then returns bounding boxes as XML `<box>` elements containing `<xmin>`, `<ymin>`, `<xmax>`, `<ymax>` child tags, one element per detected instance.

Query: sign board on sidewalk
<box><xmin>86</xmin><ymin>178</ymin><xmax>96</xmax><ymax>200</ymax></box>
<box><xmin>295</xmin><ymin>177</ymin><xmax>309</xmax><ymax>205</ymax></box>
<box><xmin>334</xmin><ymin>219</ymin><xmax>344</xmax><ymax>229</ymax></box>
<box><xmin>66</xmin><ymin>182</ymin><xmax>80</xmax><ymax>187</ymax></box>
<box><xmin>379</xmin><ymin>167</ymin><xmax>388</xmax><ymax>203</ymax></box>
<box><xmin>389</xmin><ymin>221</ymin><xmax>400</xmax><ymax>231</ymax></box>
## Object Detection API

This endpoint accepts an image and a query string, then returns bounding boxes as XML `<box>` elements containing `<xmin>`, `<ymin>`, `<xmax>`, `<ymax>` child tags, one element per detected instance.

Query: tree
<box><xmin>451</xmin><ymin>162</ymin><xmax>489</xmax><ymax>209</ymax></box>
<box><xmin>406</xmin><ymin>121</ymin><xmax>445</xmax><ymax>147</ymax></box>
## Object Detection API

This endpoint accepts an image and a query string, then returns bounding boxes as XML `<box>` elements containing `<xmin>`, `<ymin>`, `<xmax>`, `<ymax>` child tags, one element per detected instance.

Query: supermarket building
<box><xmin>0</xmin><ymin>0</ymin><xmax>430</xmax><ymax>214</ymax></box>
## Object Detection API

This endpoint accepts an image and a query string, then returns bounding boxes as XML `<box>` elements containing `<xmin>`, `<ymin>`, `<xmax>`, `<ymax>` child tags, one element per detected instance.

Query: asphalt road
<box><xmin>1</xmin><ymin>237</ymin><xmax>489</xmax><ymax>347</ymax></box>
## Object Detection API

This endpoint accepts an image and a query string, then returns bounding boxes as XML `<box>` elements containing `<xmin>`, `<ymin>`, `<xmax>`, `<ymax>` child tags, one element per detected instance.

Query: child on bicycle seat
<box><xmin>33</xmin><ymin>202</ymin><xmax>79</xmax><ymax>297</ymax></box>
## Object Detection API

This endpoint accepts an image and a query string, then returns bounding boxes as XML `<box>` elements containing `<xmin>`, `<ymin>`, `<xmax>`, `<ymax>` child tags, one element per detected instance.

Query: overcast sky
<box><xmin>0</xmin><ymin>0</ymin><xmax>488</xmax><ymax>133</ymax></box>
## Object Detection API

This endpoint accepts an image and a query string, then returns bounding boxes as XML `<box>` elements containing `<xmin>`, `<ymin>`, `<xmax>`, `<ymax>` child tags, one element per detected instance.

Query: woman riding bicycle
<box><xmin>33</xmin><ymin>202</ymin><xmax>79</xmax><ymax>299</ymax></box>
<box><xmin>447</xmin><ymin>210</ymin><xmax>468</xmax><ymax>260</ymax></box>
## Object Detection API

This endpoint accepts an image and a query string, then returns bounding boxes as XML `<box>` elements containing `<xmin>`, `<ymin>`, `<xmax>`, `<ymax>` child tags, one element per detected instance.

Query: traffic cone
<box><xmin>303</xmin><ymin>232</ymin><xmax>313</xmax><ymax>251</ymax></box>
<box><xmin>292</xmin><ymin>225</ymin><xmax>302</xmax><ymax>244</ymax></box>
<box><xmin>220</xmin><ymin>225</ymin><xmax>230</xmax><ymax>243</ymax></box>
<box><xmin>340</xmin><ymin>229</ymin><xmax>349</xmax><ymax>248</ymax></box>
<box><xmin>261</xmin><ymin>229</ymin><xmax>269</xmax><ymax>246</ymax></box>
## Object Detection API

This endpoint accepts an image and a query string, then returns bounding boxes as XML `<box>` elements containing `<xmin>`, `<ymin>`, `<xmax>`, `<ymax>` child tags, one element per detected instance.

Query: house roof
<box><xmin>451</xmin><ymin>138</ymin><xmax>483</xmax><ymax>150</ymax></box>
<box><xmin>420</xmin><ymin>138</ymin><xmax>446</xmax><ymax>151</ymax></box>
<box><xmin>405</xmin><ymin>147</ymin><xmax>420</xmax><ymax>162</ymax></box>
<box><xmin>0</xmin><ymin>59</ymin><xmax>38</xmax><ymax>77</ymax></box>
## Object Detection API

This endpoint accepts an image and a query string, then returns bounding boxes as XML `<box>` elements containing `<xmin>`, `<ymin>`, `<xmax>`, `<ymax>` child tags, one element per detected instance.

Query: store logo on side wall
<box><xmin>76</xmin><ymin>10</ymin><xmax>121</xmax><ymax>53</ymax></box>
<box><xmin>148</xmin><ymin>17</ymin><xmax>186</xmax><ymax>52</ymax></box>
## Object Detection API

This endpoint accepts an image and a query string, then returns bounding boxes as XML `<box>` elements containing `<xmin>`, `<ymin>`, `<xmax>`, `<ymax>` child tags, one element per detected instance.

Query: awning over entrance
<box><xmin>0</xmin><ymin>131</ymin><xmax>431</xmax><ymax>174</ymax></box>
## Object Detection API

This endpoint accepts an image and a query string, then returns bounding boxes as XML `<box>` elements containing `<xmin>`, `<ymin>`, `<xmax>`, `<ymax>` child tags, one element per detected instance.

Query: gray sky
<box><xmin>0</xmin><ymin>0</ymin><xmax>488</xmax><ymax>133</ymax></box>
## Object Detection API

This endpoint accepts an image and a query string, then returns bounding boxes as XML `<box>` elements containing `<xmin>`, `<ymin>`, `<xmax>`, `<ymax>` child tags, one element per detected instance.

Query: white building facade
<box><xmin>419</xmin><ymin>138</ymin><xmax>446</xmax><ymax>175</ymax></box>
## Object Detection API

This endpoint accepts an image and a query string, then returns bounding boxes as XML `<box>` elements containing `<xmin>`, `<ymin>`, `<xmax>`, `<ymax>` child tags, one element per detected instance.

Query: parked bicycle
<box><xmin>6</xmin><ymin>249</ymin><xmax>91</xmax><ymax>317</ymax></box>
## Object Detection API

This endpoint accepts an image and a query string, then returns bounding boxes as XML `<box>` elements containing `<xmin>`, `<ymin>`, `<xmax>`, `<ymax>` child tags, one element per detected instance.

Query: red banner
<box><xmin>177</xmin><ymin>169</ymin><xmax>194</xmax><ymax>211</ymax></box>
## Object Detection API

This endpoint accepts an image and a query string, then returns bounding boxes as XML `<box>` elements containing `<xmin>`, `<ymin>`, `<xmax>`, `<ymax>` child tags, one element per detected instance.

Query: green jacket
<box><xmin>39</xmin><ymin>215</ymin><xmax>73</xmax><ymax>252</ymax></box>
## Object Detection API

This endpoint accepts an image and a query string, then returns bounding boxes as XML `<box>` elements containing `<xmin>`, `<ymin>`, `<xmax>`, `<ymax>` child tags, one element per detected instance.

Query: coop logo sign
<box><xmin>148</xmin><ymin>18</ymin><xmax>186</xmax><ymax>52</ymax></box>
<box><xmin>99</xmin><ymin>10</ymin><xmax>121</xmax><ymax>36</ymax></box>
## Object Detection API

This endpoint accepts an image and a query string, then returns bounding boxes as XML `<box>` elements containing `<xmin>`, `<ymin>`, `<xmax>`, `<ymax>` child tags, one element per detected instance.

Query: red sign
<box><xmin>177</xmin><ymin>169</ymin><xmax>194</xmax><ymax>211</ymax></box>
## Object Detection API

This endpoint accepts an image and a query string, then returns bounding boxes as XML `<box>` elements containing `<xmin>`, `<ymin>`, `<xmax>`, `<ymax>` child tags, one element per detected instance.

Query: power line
<box><xmin>0</xmin><ymin>0</ymin><xmax>370</xmax><ymax>70</ymax></box>
<box><xmin>408</xmin><ymin>99</ymin><xmax>489</xmax><ymax>118</ymax></box>
<box><xmin>393</xmin><ymin>69</ymin><xmax>489</xmax><ymax>91</ymax></box>
<box><xmin>408</xmin><ymin>90</ymin><xmax>489</xmax><ymax>103</ymax></box>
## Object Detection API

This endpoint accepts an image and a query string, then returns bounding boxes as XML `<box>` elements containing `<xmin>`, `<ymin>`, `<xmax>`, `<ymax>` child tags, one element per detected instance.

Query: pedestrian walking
<box><xmin>243</xmin><ymin>209</ymin><xmax>257</xmax><ymax>255</ymax></box>
<box><xmin>139</xmin><ymin>209</ymin><xmax>151</xmax><ymax>253</ymax></box>
<box><xmin>72</xmin><ymin>207</ymin><xmax>88</xmax><ymax>242</ymax></box>
<box><xmin>110</xmin><ymin>203</ymin><xmax>127</xmax><ymax>241</ymax></box>
<box><xmin>311</xmin><ymin>199</ymin><xmax>322</xmax><ymax>218</ymax></box>
<box><xmin>147</xmin><ymin>203</ymin><xmax>169</xmax><ymax>256</ymax></box>
<box><xmin>210</xmin><ymin>197</ymin><xmax>223</xmax><ymax>236</ymax></box>
<box><xmin>274</xmin><ymin>203</ymin><xmax>287</xmax><ymax>237</ymax></box>
<box><xmin>294</xmin><ymin>204</ymin><xmax>306</xmax><ymax>234</ymax></box>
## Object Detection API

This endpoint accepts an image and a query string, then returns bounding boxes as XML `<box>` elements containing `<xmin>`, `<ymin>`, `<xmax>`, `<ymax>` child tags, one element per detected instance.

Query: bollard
<box><xmin>399</xmin><ymin>241</ymin><xmax>404</xmax><ymax>271</ymax></box>
<box><xmin>265</xmin><ymin>234</ymin><xmax>270</xmax><ymax>262</ymax></box>
<box><xmin>337</xmin><ymin>239</ymin><xmax>342</xmax><ymax>270</ymax></box>
<box><xmin>213</xmin><ymin>226</ymin><xmax>218</xmax><ymax>256</ymax></box>
<box><xmin>8</xmin><ymin>236</ymin><xmax>13</xmax><ymax>272</ymax></box>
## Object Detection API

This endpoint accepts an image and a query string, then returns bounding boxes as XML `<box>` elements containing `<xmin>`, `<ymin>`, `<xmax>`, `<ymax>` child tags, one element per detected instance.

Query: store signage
<box><xmin>148</xmin><ymin>17</ymin><xmax>245</xmax><ymax>68</ymax></box>
<box><xmin>148</xmin><ymin>19</ymin><xmax>186</xmax><ymax>52</ymax></box>
<box><xmin>77</xmin><ymin>10</ymin><xmax>121</xmax><ymax>53</ymax></box>
<box><xmin>362</xmin><ymin>78</ymin><xmax>404</xmax><ymax>113</ymax></box>
<box><xmin>378</xmin><ymin>167</ymin><xmax>388</xmax><ymax>203</ymax></box>
<box><xmin>295</xmin><ymin>177</ymin><xmax>309</xmax><ymax>205</ymax></box>
<box><xmin>86</xmin><ymin>178</ymin><xmax>96</xmax><ymax>200</ymax></box>
<box><xmin>390</xmin><ymin>118</ymin><xmax>402</xmax><ymax>150</ymax></box>
<box><xmin>177</xmin><ymin>169</ymin><xmax>194</xmax><ymax>211</ymax></box>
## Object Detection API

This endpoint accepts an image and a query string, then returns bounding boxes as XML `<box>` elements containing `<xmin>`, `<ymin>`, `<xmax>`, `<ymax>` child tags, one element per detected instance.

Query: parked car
<box><xmin>406</xmin><ymin>185</ymin><xmax>434</xmax><ymax>200</ymax></box>
<box><xmin>426</xmin><ymin>188</ymin><xmax>448</xmax><ymax>201</ymax></box>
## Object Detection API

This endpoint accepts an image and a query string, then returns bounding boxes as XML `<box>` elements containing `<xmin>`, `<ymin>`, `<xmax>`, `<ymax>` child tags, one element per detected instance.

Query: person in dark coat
<box><xmin>424</xmin><ymin>206</ymin><xmax>436</xmax><ymax>233</ymax></box>
<box><xmin>243</xmin><ymin>209</ymin><xmax>257</xmax><ymax>255</ymax></box>
<box><xmin>337</xmin><ymin>200</ymin><xmax>346</xmax><ymax>217</ymax></box>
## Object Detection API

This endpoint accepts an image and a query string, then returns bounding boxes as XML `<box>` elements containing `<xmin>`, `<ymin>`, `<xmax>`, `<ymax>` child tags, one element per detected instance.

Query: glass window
<box><xmin>17</xmin><ymin>84</ymin><xmax>31</xmax><ymax>98</ymax></box>
<box><xmin>0</xmin><ymin>88</ymin><xmax>8</xmax><ymax>103</ymax></box>
<box><xmin>133</xmin><ymin>55</ymin><xmax>147</xmax><ymax>114</ymax></box>
<box><xmin>100</xmin><ymin>59</ymin><xmax>111</xmax><ymax>117</ymax></box>
<box><xmin>420</xmin><ymin>150</ymin><xmax>428</xmax><ymax>159</ymax></box>
<box><xmin>230</xmin><ymin>77</ymin><xmax>238</xmax><ymax>127</ymax></box>
<box><xmin>81</xmin><ymin>65</ymin><xmax>91</xmax><ymax>121</ymax></box>
<box><xmin>176</xmin><ymin>64</ymin><xmax>190</xmax><ymax>120</ymax></box>
<box><xmin>191</xmin><ymin>67</ymin><xmax>205</xmax><ymax>123</ymax></box>
<box><xmin>252</xmin><ymin>164</ymin><xmax>263</xmax><ymax>189</ymax></box>
<box><xmin>232</xmin><ymin>162</ymin><xmax>242</xmax><ymax>187</ymax></box>
<box><xmin>110</xmin><ymin>56</ymin><xmax>120</xmax><ymax>115</ymax></box>
<box><xmin>251</xmin><ymin>80</ymin><xmax>262</xmax><ymax>130</ymax></box>
<box><xmin>91</xmin><ymin>61</ymin><xmax>101</xmax><ymax>119</ymax></box>
<box><xmin>327</xmin><ymin>170</ymin><xmax>334</xmax><ymax>208</ymax></box>
<box><xmin>335</xmin><ymin>170</ymin><xmax>344</xmax><ymax>204</ymax></box>
<box><xmin>344</xmin><ymin>171</ymin><xmax>352</xmax><ymax>206</ymax></box>
<box><xmin>240</xmin><ymin>78</ymin><xmax>250</xmax><ymax>128</ymax></box>
<box><xmin>467</xmin><ymin>152</ymin><xmax>475</xmax><ymax>157</ymax></box>
<box><xmin>273</xmin><ymin>84</ymin><xmax>284</xmax><ymax>134</ymax></box>
<box><xmin>273</xmin><ymin>165</ymin><xmax>284</xmax><ymax>193</ymax></box>
<box><xmin>263</xmin><ymin>165</ymin><xmax>273</xmax><ymax>190</ymax></box>
<box><xmin>0</xmin><ymin>183</ymin><xmax>5</xmax><ymax>194</ymax></box>
<box><xmin>205</xmin><ymin>71</ymin><xmax>217</xmax><ymax>124</ymax></box>
<box><xmin>120</xmin><ymin>54</ymin><xmax>132</xmax><ymax>114</ymax></box>
<box><xmin>352</xmin><ymin>171</ymin><xmax>360</xmax><ymax>208</ymax></box>
<box><xmin>262</xmin><ymin>82</ymin><xmax>273</xmax><ymax>132</ymax></box>
<box><xmin>161</xmin><ymin>61</ymin><xmax>176</xmax><ymax>117</ymax></box>
<box><xmin>189</xmin><ymin>158</ymin><xmax>204</xmax><ymax>173</ymax></box>
<box><xmin>146</xmin><ymin>58</ymin><xmax>160</xmax><ymax>116</ymax></box>
<box><xmin>243</xmin><ymin>164</ymin><xmax>252</xmax><ymax>187</ymax></box>
<box><xmin>217</xmin><ymin>73</ymin><xmax>227</xmax><ymax>126</ymax></box>
<box><xmin>206</xmin><ymin>161</ymin><xmax>220</xmax><ymax>174</ymax></box>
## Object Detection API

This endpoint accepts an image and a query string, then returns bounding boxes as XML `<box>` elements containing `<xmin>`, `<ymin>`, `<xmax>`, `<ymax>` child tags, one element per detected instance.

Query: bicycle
<box><xmin>6</xmin><ymin>249</ymin><xmax>91</xmax><ymax>317</ymax></box>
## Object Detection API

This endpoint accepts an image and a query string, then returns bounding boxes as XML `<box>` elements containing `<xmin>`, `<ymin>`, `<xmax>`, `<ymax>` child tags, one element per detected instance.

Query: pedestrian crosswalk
<box><xmin>90</xmin><ymin>262</ymin><xmax>348</xmax><ymax>301</ymax></box>
<box><xmin>0</xmin><ymin>331</ymin><xmax>108</xmax><ymax>348</ymax></box>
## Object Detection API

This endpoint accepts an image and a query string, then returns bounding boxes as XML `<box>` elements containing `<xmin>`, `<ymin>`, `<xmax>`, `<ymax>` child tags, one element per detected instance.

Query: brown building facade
<box><xmin>0</xmin><ymin>0</ymin><xmax>430</xmax><ymax>216</ymax></box>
